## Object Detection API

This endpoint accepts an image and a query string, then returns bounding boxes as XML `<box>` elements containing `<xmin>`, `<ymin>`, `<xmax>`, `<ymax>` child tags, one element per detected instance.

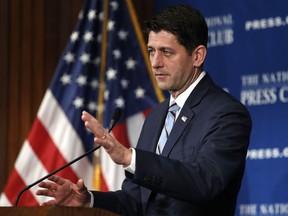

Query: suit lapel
<box><xmin>161</xmin><ymin>74</ymin><xmax>213</xmax><ymax>157</ymax></box>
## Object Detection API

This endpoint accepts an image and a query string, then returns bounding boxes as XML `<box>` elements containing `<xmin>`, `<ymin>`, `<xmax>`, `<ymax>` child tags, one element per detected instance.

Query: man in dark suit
<box><xmin>37</xmin><ymin>4</ymin><xmax>252</xmax><ymax>216</ymax></box>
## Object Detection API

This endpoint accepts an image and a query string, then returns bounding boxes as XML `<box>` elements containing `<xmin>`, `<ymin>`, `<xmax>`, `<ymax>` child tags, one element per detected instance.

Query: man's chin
<box><xmin>157</xmin><ymin>85</ymin><xmax>169</xmax><ymax>91</ymax></box>
<box><xmin>155</xmin><ymin>81</ymin><xmax>170</xmax><ymax>91</ymax></box>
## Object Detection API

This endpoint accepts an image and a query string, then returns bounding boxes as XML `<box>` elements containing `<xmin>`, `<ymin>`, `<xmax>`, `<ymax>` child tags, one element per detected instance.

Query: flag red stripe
<box><xmin>143</xmin><ymin>107</ymin><xmax>153</xmax><ymax>117</ymax></box>
<box><xmin>113</xmin><ymin>122</ymin><xmax>130</xmax><ymax>148</ymax></box>
<box><xmin>100</xmin><ymin>171</ymin><xmax>109</xmax><ymax>191</ymax></box>
<box><xmin>3</xmin><ymin>169</ymin><xmax>38</xmax><ymax>206</ymax></box>
<box><xmin>28</xmin><ymin>118</ymin><xmax>79</xmax><ymax>182</ymax></box>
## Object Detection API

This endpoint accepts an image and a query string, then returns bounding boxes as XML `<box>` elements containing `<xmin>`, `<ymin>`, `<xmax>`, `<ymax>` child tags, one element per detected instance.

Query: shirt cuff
<box><xmin>124</xmin><ymin>148</ymin><xmax>136</xmax><ymax>174</ymax></box>
<box><xmin>88</xmin><ymin>190</ymin><xmax>94</xmax><ymax>207</ymax></box>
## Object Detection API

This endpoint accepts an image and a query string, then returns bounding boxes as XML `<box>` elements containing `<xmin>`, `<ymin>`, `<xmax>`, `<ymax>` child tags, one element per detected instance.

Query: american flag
<box><xmin>0</xmin><ymin>0</ymin><xmax>164</xmax><ymax>206</ymax></box>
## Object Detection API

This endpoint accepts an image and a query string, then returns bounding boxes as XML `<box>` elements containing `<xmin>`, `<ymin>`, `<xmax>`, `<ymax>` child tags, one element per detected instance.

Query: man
<box><xmin>36</xmin><ymin>4</ymin><xmax>252</xmax><ymax>216</ymax></box>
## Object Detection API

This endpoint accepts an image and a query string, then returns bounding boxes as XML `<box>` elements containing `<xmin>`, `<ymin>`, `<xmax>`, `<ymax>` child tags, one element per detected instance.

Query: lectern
<box><xmin>0</xmin><ymin>206</ymin><xmax>120</xmax><ymax>216</ymax></box>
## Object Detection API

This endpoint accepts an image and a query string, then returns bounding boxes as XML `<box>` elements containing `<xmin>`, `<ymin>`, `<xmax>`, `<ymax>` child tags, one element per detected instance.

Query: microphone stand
<box><xmin>14</xmin><ymin>108</ymin><xmax>122</xmax><ymax>206</ymax></box>
<box><xmin>14</xmin><ymin>144</ymin><xmax>101</xmax><ymax>206</ymax></box>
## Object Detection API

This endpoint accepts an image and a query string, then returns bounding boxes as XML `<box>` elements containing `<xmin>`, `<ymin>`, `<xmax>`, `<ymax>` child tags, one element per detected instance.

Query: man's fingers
<box><xmin>82</xmin><ymin>111</ymin><xmax>103</xmax><ymax>134</ymax></box>
<box><xmin>81</xmin><ymin>111</ymin><xmax>94</xmax><ymax>125</ymax></box>
<box><xmin>38</xmin><ymin>181</ymin><xmax>58</xmax><ymax>191</ymax></box>
<box><xmin>38</xmin><ymin>181</ymin><xmax>46</xmax><ymax>188</ymax></box>
<box><xmin>76</xmin><ymin>179</ymin><xmax>87</xmax><ymax>192</ymax></box>
<box><xmin>47</xmin><ymin>175</ymin><xmax>67</xmax><ymax>185</ymax></box>
<box><xmin>82</xmin><ymin>111</ymin><xmax>93</xmax><ymax>120</ymax></box>
<box><xmin>69</xmin><ymin>179</ymin><xmax>86</xmax><ymax>195</ymax></box>
<box><xmin>47</xmin><ymin>175</ymin><xmax>59</xmax><ymax>183</ymax></box>
<box><xmin>36</xmin><ymin>189</ymin><xmax>55</xmax><ymax>198</ymax></box>
<box><xmin>40</xmin><ymin>200</ymin><xmax>57</xmax><ymax>206</ymax></box>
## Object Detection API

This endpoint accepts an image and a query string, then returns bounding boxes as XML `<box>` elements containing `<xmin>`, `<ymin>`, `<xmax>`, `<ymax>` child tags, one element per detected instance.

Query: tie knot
<box><xmin>169</xmin><ymin>102</ymin><xmax>179</xmax><ymax>114</ymax></box>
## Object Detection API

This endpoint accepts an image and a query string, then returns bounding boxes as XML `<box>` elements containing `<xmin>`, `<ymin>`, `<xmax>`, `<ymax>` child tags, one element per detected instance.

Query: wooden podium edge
<box><xmin>0</xmin><ymin>206</ymin><xmax>120</xmax><ymax>216</ymax></box>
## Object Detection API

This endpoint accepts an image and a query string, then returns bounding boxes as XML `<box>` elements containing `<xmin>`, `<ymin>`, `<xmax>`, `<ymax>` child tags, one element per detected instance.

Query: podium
<box><xmin>0</xmin><ymin>206</ymin><xmax>120</xmax><ymax>216</ymax></box>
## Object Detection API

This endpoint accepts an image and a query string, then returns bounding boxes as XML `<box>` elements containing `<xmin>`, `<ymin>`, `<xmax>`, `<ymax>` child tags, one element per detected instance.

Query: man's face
<box><xmin>147</xmin><ymin>30</ymin><xmax>197</xmax><ymax>97</ymax></box>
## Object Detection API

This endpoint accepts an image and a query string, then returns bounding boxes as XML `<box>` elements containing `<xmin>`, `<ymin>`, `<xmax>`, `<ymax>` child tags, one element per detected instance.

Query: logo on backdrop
<box><xmin>206</xmin><ymin>14</ymin><xmax>234</xmax><ymax>48</ymax></box>
<box><xmin>245</xmin><ymin>15</ymin><xmax>288</xmax><ymax>31</ymax></box>
<box><xmin>240</xmin><ymin>70</ymin><xmax>288</xmax><ymax>106</ymax></box>
<box><xmin>238</xmin><ymin>202</ymin><xmax>288</xmax><ymax>216</ymax></box>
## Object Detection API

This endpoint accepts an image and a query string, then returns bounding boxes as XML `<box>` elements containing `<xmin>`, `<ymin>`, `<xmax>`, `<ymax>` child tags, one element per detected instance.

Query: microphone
<box><xmin>14</xmin><ymin>108</ymin><xmax>122</xmax><ymax>206</ymax></box>
<box><xmin>108</xmin><ymin>107</ymin><xmax>122</xmax><ymax>132</ymax></box>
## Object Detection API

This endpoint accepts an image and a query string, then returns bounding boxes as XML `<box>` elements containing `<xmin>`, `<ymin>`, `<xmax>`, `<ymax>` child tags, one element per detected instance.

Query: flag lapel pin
<box><xmin>181</xmin><ymin>116</ymin><xmax>188</xmax><ymax>122</ymax></box>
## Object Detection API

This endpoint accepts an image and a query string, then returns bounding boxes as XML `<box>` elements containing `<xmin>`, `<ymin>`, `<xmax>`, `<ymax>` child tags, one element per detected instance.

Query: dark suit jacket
<box><xmin>92</xmin><ymin>74</ymin><xmax>252</xmax><ymax>216</ymax></box>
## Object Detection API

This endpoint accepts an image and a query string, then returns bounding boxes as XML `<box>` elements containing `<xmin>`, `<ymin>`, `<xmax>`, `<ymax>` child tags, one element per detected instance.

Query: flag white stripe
<box><xmin>127</xmin><ymin>113</ymin><xmax>145</xmax><ymax>148</ymax></box>
<box><xmin>101</xmin><ymin>113</ymin><xmax>145</xmax><ymax>191</ymax></box>
<box><xmin>38</xmin><ymin>90</ymin><xmax>93</xmax><ymax>187</ymax></box>
<box><xmin>15</xmin><ymin>141</ymin><xmax>52</xmax><ymax>203</ymax></box>
<box><xmin>0</xmin><ymin>193</ymin><xmax>11</xmax><ymax>206</ymax></box>
<box><xmin>101</xmin><ymin>149</ymin><xmax>125</xmax><ymax>191</ymax></box>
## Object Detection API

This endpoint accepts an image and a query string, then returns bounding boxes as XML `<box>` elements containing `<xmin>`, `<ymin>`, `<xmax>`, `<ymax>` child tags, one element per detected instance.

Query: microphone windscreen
<box><xmin>112</xmin><ymin>107</ymin><xmax>122</xmax><ymax>122</ymax></box>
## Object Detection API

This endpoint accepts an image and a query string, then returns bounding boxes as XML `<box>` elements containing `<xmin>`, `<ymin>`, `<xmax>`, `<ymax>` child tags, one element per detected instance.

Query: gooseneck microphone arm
<box><xmin>14</xmin><ymin>108</ymin><xmax>122</xmax><ymax>206</ymax></box>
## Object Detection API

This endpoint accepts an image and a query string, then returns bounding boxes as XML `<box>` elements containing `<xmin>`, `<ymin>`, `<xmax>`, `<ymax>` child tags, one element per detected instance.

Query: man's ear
<box><xmin>192</xmin><ymin>45</ymin><xmax>207</xmax><ymax>68</ymax></box>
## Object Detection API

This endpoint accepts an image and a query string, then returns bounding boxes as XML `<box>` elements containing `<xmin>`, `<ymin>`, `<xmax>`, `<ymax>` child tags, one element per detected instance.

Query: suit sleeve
<box><xmin>91</xmin><ymin>177</ymin><xmax>143</xmax><ymax>216</ymax></box>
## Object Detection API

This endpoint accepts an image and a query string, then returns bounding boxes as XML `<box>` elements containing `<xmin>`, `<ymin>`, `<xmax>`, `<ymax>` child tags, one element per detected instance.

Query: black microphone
<box><xmin>108</xmin><ymin>107</ymin><xmax>122</xmax><ymax>132</ymax></box>
<box><xmin>14</xmin><ymin>108</ymin><xmax>122</xmax><ymax>206</ymax></box>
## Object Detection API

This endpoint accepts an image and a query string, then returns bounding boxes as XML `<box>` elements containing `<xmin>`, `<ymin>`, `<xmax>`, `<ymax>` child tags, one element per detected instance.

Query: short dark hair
<box><xmin>143</xmin><ymin>4</ymin><xmax>208</xmax><ymax>54</ymax></box>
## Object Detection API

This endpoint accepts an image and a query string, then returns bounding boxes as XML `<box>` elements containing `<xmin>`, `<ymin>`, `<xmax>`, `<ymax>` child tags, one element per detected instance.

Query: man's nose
<box><xmin>150</xmin><ymin>52</ymin><xmax>164</xmax><ymax>69</ymax></box>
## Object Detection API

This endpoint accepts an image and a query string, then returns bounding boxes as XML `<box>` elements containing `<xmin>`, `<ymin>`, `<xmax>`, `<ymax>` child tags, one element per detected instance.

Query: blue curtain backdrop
<box><xmin>155</xmin><ymin>1</ymin><xmax>288</xmax><ymax>216</ymax></box>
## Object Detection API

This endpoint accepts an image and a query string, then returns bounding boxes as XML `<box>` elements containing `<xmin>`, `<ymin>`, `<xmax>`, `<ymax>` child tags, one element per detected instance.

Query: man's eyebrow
<box><xmin>147</xmin><ymin>45</ymin><xmax>173</xmax><ymax>50</ymax></box>
<box><xmin>160</xmin><ymin>47</ymin><xmax>173</xmax><ymax>50</ymax></box>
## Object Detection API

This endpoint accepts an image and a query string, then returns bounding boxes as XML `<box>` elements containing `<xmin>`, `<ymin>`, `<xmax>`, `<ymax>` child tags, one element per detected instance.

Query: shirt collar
<box><xmin>170</xmin><ymin>71</ymin><xmax>206</xmax><ymax>109</ymax></box>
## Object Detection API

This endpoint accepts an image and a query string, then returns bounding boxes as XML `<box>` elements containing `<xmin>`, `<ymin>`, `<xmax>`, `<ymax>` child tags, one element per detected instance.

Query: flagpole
<box><xmin>93</xmin><ymin>0</ymin><xmax>110</xmax><ymax>190</ymax></box>
<box><xmin>97</xmin><ymin>0</ymin><xmax>109</xmax><ymax>120</ymax></box>
<box><xmin>125</xmin><ymin>0</ymin><xmax>165</xmax><ymax>103</ymax></box>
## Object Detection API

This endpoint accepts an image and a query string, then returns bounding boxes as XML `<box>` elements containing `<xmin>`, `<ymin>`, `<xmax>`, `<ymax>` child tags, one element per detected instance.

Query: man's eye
<box><xmin>148</xmin><ymin>49</ymin><xmax>155</xmax><ymax>55</ymax></box>
<box><xmin>163</xmin><ymin>50</ymin><xmax>172</xmax><ymax>56</ymax></box>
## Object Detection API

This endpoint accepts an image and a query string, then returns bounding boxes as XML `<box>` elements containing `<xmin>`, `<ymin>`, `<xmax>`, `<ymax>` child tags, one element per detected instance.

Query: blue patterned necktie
<box><xmin>156</xmin><ymin>102</ymin><xmax>180</xmax><ymax>154</ymax></box>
